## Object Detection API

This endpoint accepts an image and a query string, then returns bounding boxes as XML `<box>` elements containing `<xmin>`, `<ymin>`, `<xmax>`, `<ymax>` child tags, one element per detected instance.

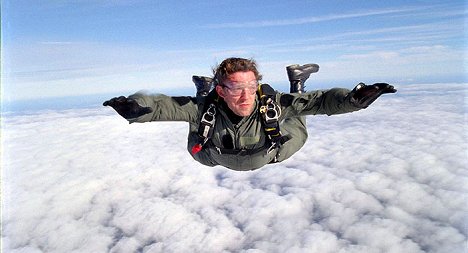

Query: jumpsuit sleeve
<box><xmin>279</xmin><ymin>88</ymin><xmax>362</xmax><ymax>118</ymax></box>
<box><xmin>125</xmin><ymin>92</ymin><xmax>199</xmax><ymax>124</ymax></box>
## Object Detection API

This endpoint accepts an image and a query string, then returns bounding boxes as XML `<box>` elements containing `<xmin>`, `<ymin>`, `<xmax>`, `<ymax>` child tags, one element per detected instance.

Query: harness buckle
<box><xmin>262</xmin><ymin>98</ymin><xmax>281</xmax><ymax>124</ymax></box>
<box><xmin>201</xmin><ymin>104</ymin><xmax>216</xmax><ymax>125</ymax></box>
<box><xmin>199</xmin><ymin>104</ymin><xmax>217</xmax><ymax>139</ymax></box>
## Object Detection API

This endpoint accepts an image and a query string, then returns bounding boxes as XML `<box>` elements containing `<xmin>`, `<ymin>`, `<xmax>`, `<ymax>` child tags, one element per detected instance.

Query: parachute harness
<box><xmin>191</xmin><ymin>84</ymin><xmax>290</xmax><ymax>159</ymax></box>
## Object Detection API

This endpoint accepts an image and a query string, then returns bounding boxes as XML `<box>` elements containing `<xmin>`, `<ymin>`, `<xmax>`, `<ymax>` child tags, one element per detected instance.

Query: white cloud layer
<box><xmin>2</xmin><ymin>83</ymin><xmax>467</xmax><ymax>253</ymax></box>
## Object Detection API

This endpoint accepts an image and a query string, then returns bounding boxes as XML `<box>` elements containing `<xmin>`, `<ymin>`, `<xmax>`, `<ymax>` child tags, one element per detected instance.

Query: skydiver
<box><xmin>103</xmin><ymin>57</ymin><xmax>396</xmax><ymax>171</ymax></box>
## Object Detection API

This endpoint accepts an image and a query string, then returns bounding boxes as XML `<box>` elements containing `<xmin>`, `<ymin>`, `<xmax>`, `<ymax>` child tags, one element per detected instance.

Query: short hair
<box><xmin>213</xmin><ymin>57</ymin><xmax>262</xmax><ymax>86</ymax></box>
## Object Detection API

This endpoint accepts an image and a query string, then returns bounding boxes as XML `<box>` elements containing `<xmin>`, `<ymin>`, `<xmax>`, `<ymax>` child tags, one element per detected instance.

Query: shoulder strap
<box><xmin>258</xmin><ymin>84</ymin><xmax>291</xmax><ymax>154</ymax></box>
<box><xmin>191</xmin><ymin>89</ymin><xmax>219</xmax><ymax>155</ymax></box>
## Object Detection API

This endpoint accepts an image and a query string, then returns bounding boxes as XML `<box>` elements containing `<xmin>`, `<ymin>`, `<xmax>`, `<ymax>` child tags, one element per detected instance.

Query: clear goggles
<box><xmin>221</xmin><ymin>80</ymin><xmax>259</xmax><ymax>96</ymax></box>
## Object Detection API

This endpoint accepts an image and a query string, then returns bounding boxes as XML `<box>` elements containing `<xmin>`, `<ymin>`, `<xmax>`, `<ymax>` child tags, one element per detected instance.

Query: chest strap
<box><xmin>210</xmin><ymin>143</ymin><xmax>267</xmax><ymax>156</ymax></box>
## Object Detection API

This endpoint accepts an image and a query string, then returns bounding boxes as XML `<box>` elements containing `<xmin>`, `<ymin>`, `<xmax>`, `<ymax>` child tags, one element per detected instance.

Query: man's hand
<box><xmin>350</xmin><ymin>83</ymin><xmax>397</xmax><ymax>108</ymax></box>
<box><xmin>103</xmin><ymin>96</ymin><xmax>153</xmax><ymax>119</ymax></box>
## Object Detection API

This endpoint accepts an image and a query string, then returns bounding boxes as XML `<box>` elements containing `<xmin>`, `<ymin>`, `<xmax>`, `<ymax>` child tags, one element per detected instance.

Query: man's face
<box><xmin>216</xmin><ymin>71</ymin><xmax>258</xmax><ymax>117</ymax></box>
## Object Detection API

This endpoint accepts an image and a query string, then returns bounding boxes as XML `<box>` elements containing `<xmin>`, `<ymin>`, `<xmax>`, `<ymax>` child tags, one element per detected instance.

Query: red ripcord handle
<box><xmin>191</xmin><ymin>144</ymin><xmax>203</xmax><ymax>155</ymax></box>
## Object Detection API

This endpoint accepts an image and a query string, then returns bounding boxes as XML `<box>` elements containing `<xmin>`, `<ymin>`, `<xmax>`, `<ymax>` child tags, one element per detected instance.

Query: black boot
<box><xmin>286</xmin><ymin>64</ymin><xmax>319</xmax><ymax>93</ymax></box>
<box><xmin>192</xmin><ymin>76</ymin><xmax>213</xmax><ymax>97</ymax></box>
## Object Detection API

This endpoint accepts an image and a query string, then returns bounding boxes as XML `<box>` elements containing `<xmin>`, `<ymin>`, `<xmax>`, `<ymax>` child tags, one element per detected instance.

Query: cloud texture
<box><xmin>2</xmin><ymin>83</ymin><xmax>467</xmax><ymax>253</ymax></box>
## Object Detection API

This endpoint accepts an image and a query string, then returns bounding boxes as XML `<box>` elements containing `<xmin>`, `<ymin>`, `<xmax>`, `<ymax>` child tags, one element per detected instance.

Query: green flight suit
<box><xmin>127</xmin><ymin>87</ymin><xmax>361</xmax><ymax>171</ymax></box>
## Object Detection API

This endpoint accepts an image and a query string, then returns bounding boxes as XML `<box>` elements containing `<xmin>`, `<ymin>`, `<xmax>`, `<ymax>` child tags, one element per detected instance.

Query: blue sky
<box><xmin>1</xmin><ymin>0</ymin><xmax>466</xmax><ymax>102</ymax></box>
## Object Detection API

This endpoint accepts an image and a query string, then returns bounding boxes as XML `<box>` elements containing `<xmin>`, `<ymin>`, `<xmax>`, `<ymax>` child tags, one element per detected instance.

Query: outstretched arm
<box><xmin>280</xmin><ymin>82</ymin><xmax>397</xmax><ymax>117</ymax></box>
<box><xmin>103</xmin><ymin>93</ymin><xmax>199</xmax><ymax>124</ymax></box>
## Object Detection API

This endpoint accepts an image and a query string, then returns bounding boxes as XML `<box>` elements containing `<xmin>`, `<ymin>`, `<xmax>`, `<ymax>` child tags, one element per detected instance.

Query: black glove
<box><xmin>350</xmin><ymin>83</ymin><xmax>397</xmax><ymax>108</ymax></box>
<box><xmin>103</xmin><ymin>96</ymin><xmax>153</xmax><ymax>119</ymax></box>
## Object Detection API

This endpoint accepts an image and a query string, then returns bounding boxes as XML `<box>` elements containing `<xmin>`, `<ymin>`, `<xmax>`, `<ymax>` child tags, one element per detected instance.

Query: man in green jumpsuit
<box><xmin>103</xmin><ymin>58</ymin><xmax>396</xmax><ymax>171</ymax></box>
